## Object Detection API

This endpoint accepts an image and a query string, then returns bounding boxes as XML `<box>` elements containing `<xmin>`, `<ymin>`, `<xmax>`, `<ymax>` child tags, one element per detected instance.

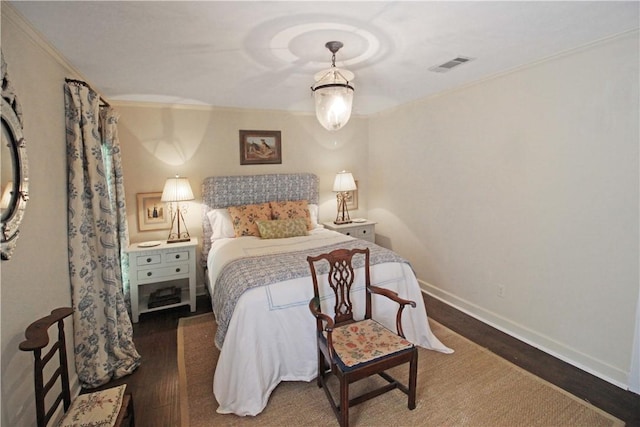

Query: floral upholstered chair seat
<box><xmin>332</xmin><ymin>319</ymin><xmax>414</xmax><ymax>368</ymax></box>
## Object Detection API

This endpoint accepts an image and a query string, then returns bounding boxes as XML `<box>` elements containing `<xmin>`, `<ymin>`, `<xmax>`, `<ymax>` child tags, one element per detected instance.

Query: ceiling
<box><xmin>8</xmin><ymin>1</ymin><xmax>639</xmax><ymax>116</ymax></box>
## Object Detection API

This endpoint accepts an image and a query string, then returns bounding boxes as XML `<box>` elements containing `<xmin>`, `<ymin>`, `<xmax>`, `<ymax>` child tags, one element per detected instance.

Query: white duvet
<box><xmin>206</xmin><ymin>228</ymin><xmax>453</xmax><ymax>416</ymax></box>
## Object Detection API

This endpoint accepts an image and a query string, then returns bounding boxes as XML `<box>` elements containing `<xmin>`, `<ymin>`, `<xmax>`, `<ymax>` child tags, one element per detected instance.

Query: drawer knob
<box><xmin>362</xmin><ymin>230</ymin><xmax>367</xmax><ymax>234</ymax></box>
<box><xmin>146</xmin><ymin>257</ymin><xmax>152</xmax><ymax>263</ymax></box>
<box><xmin>175</xmin><ymin>268</ymin><xmax>181</xmax><ymax>273</ymax></box>
<box><xmin>175</xmin><ymin>254</ymin><xmax>181</xmax><ymax>259</ymax></box>
<box><xmin>146</xmin><ymin>272</ymin><xmax>152</xmax><ymax>277</ymax></box>
<box><xmin>346</xmin><ymin>232</ymin><xmax>351</xmax><ymax>236</ymax></box>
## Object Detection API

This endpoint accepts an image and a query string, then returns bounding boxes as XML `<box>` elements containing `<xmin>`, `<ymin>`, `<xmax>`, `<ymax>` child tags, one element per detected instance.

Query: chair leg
<box><xmin>408</xmin><ymin>350</ymin><xmax>418</xmax><ymax>410</ymax></box>
<box><xmin>129</xmin><ymin>394</ymin><xmax>135</xmax><ymax>427</ymax></box>
<box><xmin>317</xmin><ymin>347</ymin><xmax>323</xmax><ymax>388</ymax></box>
<box><xmin>340</xmin><ymin>378</ymin><xmax>349</xmax><ymax>427</ymax></box>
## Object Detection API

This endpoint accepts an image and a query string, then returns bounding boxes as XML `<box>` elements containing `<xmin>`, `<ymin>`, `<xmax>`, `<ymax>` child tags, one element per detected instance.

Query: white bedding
<box><xmin>206</xmin><ymin>228</ymin><xmax>453</xmax><ymax>416</ymax></box>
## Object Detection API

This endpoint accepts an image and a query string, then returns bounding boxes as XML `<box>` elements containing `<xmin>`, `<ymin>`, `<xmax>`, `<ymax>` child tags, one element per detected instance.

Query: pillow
<box><xmin>270</xmin><ymin>200</ymin><xmax>313</xmax><ymax>230</ymax></box>
<box><xmin>256</xmin><ymin>218</ymin><xmax>309</xmax><ymax>239</ymax></box>
<box><xmin>206</xmin><ymin>209</ymin><xmax>235</xmax><ymax>242</ymax></box>
<box><xmin>227</xmin><ymin>203</ymin><xmax>271</xmax><ymax>237</ymax></box>
<box><xmin>308</xmin><ymin>204</ymin><xmax>320</xmax><ymax>229</ymax></box>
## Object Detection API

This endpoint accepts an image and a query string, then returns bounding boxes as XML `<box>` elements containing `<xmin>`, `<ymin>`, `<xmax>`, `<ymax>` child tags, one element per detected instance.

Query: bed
<box><xmin>201</xmin><ymin>173</ymin><xmax>453</xmax><ymax>417</ymax></box>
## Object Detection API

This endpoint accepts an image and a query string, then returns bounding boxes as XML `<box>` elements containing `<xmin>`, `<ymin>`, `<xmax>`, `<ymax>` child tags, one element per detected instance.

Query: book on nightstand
<box><xmin>148</xmin><ymin>286</ymin><xmax>181</xmax><ymax>308</ymax></box>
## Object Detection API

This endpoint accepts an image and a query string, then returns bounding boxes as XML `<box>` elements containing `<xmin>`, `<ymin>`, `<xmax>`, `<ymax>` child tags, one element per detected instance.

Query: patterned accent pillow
<box><xmin>256</xmin><ymin>218</ymin><xmax>309</xmax><ymax>239</ymax></box>
<box><xmin>270</xmin><ymin>200</ymin><xmax>312</xmax><ymax>230</ymax></box>
<box><xmin>227</xmin><ymin>203</ymin><xmax>271</xmax><ymax>237</ymax></box>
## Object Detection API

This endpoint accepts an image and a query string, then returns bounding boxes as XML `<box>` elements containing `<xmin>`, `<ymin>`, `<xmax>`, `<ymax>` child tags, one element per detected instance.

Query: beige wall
<box><xmin>1</xmin><ymin>5</ymin><xmax>78</xmax><ymax>426</ymax></box>
<box><xmin>368</xmin><ymin>32</ymin><xmax>639</xmax><ymax>388</ymax></box>
<box><xmin>115</xmin><ymin>103</ymin><xmax>369</xmax><ymax>288</ymax></box>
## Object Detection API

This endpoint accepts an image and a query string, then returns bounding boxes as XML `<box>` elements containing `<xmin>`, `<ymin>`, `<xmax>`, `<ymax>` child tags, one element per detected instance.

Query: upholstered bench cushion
<box><xmin>332</xmin><ymin>318</ymin><xmax>414</xmax><ymax>367</ymax></box>
<box><xmin>59</xmin><ymin>384</ymin><xmax>126</xmax><ymax>427</ymax></box>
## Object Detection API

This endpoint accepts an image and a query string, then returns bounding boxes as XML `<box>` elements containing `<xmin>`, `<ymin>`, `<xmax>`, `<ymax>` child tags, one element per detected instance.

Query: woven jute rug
<box><xmin>177</xmin><ymin>313</ymin><xmax>624</xmax><ymax>426</ymax></box>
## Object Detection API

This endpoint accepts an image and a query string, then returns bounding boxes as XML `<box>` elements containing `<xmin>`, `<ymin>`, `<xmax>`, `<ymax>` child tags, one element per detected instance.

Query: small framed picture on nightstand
<box><xmin>137</xmin><ymin>192</ymin><xmax>170</xmax><ymax>231</ymax></box>
<box><xmin>345</xmin><ymin>180</ymin><xmax>358</xmax><ymax>210</ymax></box>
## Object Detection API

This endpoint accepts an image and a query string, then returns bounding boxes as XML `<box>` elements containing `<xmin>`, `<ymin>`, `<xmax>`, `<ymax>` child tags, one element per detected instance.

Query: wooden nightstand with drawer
<box><xmin>323</xmin><ymin>220</ymin><xmax>376</xmax><ymax>243</ymax></box>
<box><xmin>126</xmin><ymin>238</ymin><xmax>197</xmax><ymax>322</ymax></box>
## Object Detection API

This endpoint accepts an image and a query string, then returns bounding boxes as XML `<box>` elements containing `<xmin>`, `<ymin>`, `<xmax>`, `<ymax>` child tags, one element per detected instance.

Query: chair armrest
<box><xmin>368</xmin><ymin>285</ymin><xmax>416</xmax><ymax>338</ymax></box>
<box><xmin>309</xmin><ymin>297</ymin><xmax>335</xmax><ymax>326</ymax></box>
<box><xmin>368</xmin><ymin>285</ymin><xmax>416</xmax><ymax>308</ymax></box>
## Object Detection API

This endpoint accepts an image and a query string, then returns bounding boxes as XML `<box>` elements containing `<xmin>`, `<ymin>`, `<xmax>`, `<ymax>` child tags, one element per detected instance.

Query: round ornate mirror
<box><xmin>1</xmin><ymin>53</ymin><xmax>29</xmax><ymax>260</ymax></box>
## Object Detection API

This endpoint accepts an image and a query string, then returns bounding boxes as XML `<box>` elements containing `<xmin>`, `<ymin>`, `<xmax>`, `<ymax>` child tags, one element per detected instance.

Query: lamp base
<box><xmin>333</xmin><ymin>220</ymin><xmax>352</xmax><ymax>225</ymax></box>
<box><xmin>167</xmin><ymin>237</ymin><xmax>191</xmax><ymax>244</ymax></box>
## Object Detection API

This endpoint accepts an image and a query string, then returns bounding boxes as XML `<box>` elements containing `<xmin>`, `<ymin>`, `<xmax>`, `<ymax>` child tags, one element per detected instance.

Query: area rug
<box><xmin>177</xmin><ymin>313</ymin><xmax>624</xmax><ymax>426</ymax></box>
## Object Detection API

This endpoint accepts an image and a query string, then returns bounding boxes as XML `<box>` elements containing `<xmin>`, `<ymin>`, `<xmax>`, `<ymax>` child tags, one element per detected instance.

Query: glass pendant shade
<box><xmin>313</xmin><ymin>69</ymin><xmax>354</xmax><ymax>131</ymax></box>
<box><xmin>311</xmin><ymin>41</ymin><xmax>355</xmax><ymax>132</ymax></box>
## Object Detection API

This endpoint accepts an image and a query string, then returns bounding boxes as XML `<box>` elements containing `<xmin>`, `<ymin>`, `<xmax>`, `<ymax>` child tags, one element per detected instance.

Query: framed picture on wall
<box><xmin>239</xmin><ymin>130</ymin><xmax>282</xmax><ymax>165</ymax></box>
<box><xmin>137</xmin><ymin>192</ymin><xmax>170</xmax><ymax>231</ymax></box>
<box><xmin>345</xmin><ymin>180</ymin><xmax>359</xmax><ymax>210</ymax></box>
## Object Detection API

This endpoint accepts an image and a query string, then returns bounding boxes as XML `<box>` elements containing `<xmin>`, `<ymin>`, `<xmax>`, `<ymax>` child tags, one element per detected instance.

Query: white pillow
<box><xmin>308</xmin><ymin>204</ymin><xmax>321</xmax><ymax>229</ymax></box>
<box><xmin>206</xmin><ymin>208</ymin><xmax>235</xmax><ymax>242</ymax></box>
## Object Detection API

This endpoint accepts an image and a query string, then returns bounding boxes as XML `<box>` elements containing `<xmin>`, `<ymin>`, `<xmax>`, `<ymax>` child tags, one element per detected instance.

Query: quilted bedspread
<box><xmin>212</xmin><ymin>237</ymin><xmax>408</xmax><ymax>348</ymax></box>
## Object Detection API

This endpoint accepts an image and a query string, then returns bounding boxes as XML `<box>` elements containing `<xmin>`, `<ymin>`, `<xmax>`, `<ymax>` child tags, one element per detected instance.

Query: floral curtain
<box><xmin>100</xmin><ymin>107</ymin><xmax>131</xmax><ymax>306</ymax></box>
<box><xmin>64</xmin><ymin>81</ymin><xmax>141</xmax><ymax>388</ymax></box>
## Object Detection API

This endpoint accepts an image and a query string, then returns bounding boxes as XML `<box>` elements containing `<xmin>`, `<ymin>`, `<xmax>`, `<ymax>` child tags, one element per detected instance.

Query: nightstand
<box><xmin>323</xmin><ymin>220</ymin><xmax>376</xmax><ymax>243</ymax></box>
<box><xmin>126</xmin><ymin>238</ymin><xmax>197</xmax><ymax>323</ymax></box>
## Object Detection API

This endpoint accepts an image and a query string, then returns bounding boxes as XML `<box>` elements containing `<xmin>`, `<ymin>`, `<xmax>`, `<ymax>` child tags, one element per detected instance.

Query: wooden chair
<box><xmin>19</xmin><ymin>307</ymin><xmax>135</xmax><ymax>427</ymax></box>
<box><xmin>307</xmin><ymin>248</ymin><xmax>418</xmax><ymax>427</ymax></box>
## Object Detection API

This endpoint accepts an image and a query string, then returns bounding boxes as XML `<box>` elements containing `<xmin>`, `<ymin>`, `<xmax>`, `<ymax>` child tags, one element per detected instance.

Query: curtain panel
<box><xmin>100</xmin><ymin>108</ymin><xmax>131</xmax><ymax>305</ymax></box>
<box><xmin>64</xmin><ymin>81</ymin><xmax>140</xmax><ymax>388</ymax></box>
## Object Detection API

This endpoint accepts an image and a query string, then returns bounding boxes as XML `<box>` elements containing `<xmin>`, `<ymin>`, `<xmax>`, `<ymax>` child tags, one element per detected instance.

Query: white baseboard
<box><xmin>420</xmin><ymin>279</ymin><xmax>631</xmax><ymax>391</ymax></box>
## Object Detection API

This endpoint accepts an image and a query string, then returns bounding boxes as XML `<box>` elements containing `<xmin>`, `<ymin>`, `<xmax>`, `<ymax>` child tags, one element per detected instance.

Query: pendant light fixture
<box><xmin>311</xmin><ymin>41</ymin><xmax>354</xmax><ymax>131</ymax></box>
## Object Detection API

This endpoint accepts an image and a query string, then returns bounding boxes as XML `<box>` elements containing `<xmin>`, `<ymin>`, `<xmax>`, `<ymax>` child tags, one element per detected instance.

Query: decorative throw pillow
<box><xmin>256</xmin><ymin>218</ymin><xmax>309</xmax><ymax>239</ymax></box>
<box><xmin>227</xmin><ymin>203</ymin><xmax>271</xmax><ymax>237</ymax></box>
<box><xmin>270</xmin><ymin>200</ymin><xmax>313</xmax><ymax>230</ymax></box>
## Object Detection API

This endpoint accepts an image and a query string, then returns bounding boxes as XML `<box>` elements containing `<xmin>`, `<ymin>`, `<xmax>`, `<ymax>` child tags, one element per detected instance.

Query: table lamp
<box><xmin>161</xmin><ymin>175</ymin><xmax>194</xmax><ymax>243</ymax></box>
<box><xmin>333</xmin><ymin>171</ymin><xmax>357</xmax><ymax>224</ymax></box>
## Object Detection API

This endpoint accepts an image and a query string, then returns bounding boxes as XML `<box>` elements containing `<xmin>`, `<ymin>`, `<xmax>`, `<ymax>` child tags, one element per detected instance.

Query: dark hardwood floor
<box><xmin>90</xmin><ymin>297</ymin><xmax>213</xmax><ymax>427</ymax></box>
<box><xmin>97</xmin><ymin>294</ymin><xmax>639</xmax><ymax>427</ymax></box>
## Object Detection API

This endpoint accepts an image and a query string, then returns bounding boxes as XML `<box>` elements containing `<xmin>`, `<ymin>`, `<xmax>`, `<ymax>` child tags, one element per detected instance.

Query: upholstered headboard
<box><xmin>201</xmin><ymin>173</ymin><xmax>319</xmax><ymax>266</ymax></box>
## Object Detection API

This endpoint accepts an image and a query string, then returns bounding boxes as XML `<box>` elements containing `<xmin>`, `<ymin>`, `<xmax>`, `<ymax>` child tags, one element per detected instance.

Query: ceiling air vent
<box><xmin>429</xmin><ymin>56</ymin><xmax>474</xmax><ymax>73</ymax></box>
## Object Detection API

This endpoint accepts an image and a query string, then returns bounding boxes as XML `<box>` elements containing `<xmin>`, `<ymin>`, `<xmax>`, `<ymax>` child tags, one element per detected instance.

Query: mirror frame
<box><xmin>1</xmin><ymin>57</ymin><xmax>29</xmax><ymax>260</ymax></box>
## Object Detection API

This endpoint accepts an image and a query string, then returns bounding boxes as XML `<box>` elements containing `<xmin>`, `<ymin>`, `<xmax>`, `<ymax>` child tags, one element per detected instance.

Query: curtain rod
<box><xmin>65</xmin><ymin>78</ymin><xmax>111</xmax><ymax>107</ymax></box>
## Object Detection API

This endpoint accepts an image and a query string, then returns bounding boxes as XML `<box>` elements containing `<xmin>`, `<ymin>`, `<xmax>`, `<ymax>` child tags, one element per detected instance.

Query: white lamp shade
<box><xmin>161</xmin><ymin>176</ymin><xmax>194</xmax><ymax>202</ymax></box>
<box><xmin>313</xmin><ymin>68</ymin><xmax>354</xmax><ymax>132</ymax></box>
<box><xmin>333</xmin><ymin>171</ymin><xmax>357</xmax><ymax>192</ymax></box>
